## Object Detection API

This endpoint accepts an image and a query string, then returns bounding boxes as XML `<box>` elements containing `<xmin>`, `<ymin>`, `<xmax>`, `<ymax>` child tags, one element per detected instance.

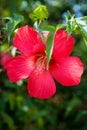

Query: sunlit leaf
<box><xmin>29</xmin><ymin>5</ymin><xmax>48</xmax><ymax>21</ymax></box>
<box><xmin>76</xmin><ymin>19</ymin><xmax>87</xmax><ymax>34</ymax></box>
<box><xmin>76</xmin><ymin>19</ymin><xmax>87</xmax><ymax>45</ymax></box>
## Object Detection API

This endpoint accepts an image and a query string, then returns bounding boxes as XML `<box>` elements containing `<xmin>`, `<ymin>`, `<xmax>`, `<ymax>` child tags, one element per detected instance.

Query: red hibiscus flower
<box><xmin>6</xmin><ymin>25</ymin><xmax>83</xmax><ymax>99</ymax></box>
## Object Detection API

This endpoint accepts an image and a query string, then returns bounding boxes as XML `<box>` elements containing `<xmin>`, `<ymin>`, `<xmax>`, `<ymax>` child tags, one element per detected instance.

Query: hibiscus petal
<box><xmin>50</xmin><ymin>57</ymin><xmax>83</xmax><ymax>86</ymax></box>
<box><xmin>28</xmin><ymin>69</ymin><xmax>56</xmax><ymax>99</ymax></box>
<box><xmin>53</xmin><ymin>30</ymin><xmax>75</xmax><ymax>61</ymax></box>
<box><xmin>14</xmin><ymin>25</ymin><xmax>45</xmax><ymax>56</ymax></box>
<box><xmin>6</xmin><ymin>55</ymin><xmax>36</xmax><ymax>82</ymax></box>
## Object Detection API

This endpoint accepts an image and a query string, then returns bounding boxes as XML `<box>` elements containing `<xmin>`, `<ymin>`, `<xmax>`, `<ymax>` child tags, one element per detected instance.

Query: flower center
<box><xmin>34</xmin><ymin>54</ymin><xmax>47</xmax><ymax>75</ymax></box>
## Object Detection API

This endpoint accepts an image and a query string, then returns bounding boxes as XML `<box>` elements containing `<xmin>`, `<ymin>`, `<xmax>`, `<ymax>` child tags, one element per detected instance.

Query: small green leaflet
<box><xmin>6</xmin><ymin>14</ymin><xmax>24</xmax><ymax>42</ymax></box>
<box><xmin>29</xmin><ymin>5</ymin><xmax>48</xmax><ymax>21</ymax></box>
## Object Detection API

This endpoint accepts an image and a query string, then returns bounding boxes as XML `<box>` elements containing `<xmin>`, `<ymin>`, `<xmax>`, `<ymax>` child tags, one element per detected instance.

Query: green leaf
<box><xmin>65</xmin><ymin>97</ymin><xmax>81</xmax><ymax>117</ymax></box>
<box><xmin>66</xmin><ymin>15</ymin><xmax>75</xmax><ymax>35</ymax></box>
<box><xmin>76</xmin><ymin>15</ymin><xmax>87</xmax><ymax>20</ymax></box>
<box><xmin>29</xmin><ymin>5</ymin><xmax>48</xmax><ymax>21</ymax></box>
<box><xmin>6</xmin><ymin>14</ymin><xmax>24</xmax><ymax>42</ymax></box>
<box><xmin>56</xmin><ymin>23</ymin><xmax>65</xmax><ymax>30</ymax></box>
<box><xmin>83</xmin><ymin>35</ymin><xmax>87</xmax><ymax>45</ymax></box>
<box><xmin>75</xmin><ymin>110</ymin><xmax>87</xmax><ymax>122</ymax></box>
<box><xmin>1</xmin><ymin>43</ymin><xmax>9</xmax><ymax>51</ymax></box>
<box><xmin>1</xmin><ymin>112</ymin><xmax>16</xmax><ymax>130</ymax></box>
<box><xmin>43</xmin><ymin>26</ymin><xmax>56</xmax><ymax>68</ymax></box>
<box><xmin>76</xmin><ymin>19</ymin><xmax>87</xmax><ymax>45</ymax></box>
<box><xmin>76</xmin><ymin>19</ymin><xmax>87</xmax><ymax>34</ymax></box>
<box><xmin>8</xmin><ymin>94</ymin><xmax>15</xmax><ymax>110</ymax></box>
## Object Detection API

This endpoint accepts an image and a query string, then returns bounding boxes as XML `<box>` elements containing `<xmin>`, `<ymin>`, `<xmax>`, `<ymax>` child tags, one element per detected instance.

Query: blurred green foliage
<box><xmin>0</xmin><ymin>0</ymin><xmax>87</xmax><ymax>130</ymax></box>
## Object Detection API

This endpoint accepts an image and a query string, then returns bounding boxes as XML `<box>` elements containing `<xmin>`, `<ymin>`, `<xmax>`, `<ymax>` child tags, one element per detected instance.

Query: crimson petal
<box><xmin>28</xmin><ymin>69</ymin><xmax>56</xmax><ymax>99</ymax></box>
<box><xmin>14</xmin><ymin>25</ymin><xmax>45</xmax><ymax>56</ymax></box>
<box><xmin>50</xmin><ymin>56</ymin><xmax>83</xmax><ymax>86</ymax></box>
<box><xmin>53</xmin><ymin>30</ymin><xmax>75</xmax><ymax>61</ymax></box>
<box><xmin>6</xmin><ymin>55</ymin><xmax>36</xmax><ymax>82</ymax></box>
